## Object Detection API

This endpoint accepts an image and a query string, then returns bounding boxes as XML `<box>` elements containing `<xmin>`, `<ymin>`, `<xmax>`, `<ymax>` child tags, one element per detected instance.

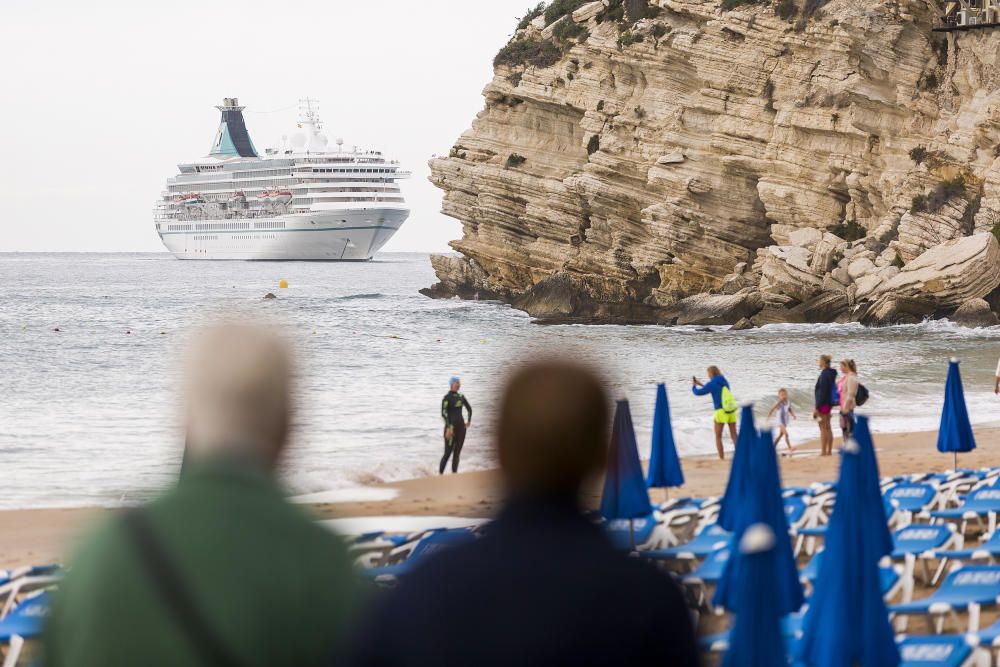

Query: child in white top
<box><xmin>768</xmin><ymin>388</ymin><xmax>796</xmax><ymax>455</ymax></box>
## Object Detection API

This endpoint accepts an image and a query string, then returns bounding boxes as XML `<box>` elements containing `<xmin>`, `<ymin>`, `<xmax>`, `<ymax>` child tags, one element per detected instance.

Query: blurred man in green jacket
<box><xmin>44</xmin><ymin>321</ymin><xmax>358</xmax><ymax>667</ymax></box>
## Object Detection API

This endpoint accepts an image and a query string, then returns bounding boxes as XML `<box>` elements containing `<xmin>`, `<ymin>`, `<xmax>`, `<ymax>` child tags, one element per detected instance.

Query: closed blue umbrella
<box><xmin>798</xmin><ymin>415</ymin><xmax>899</xmax><ymax>667</ymax></box>
<box><xmin>646</xmin><ymin>383</ymin><xmax>685</xmax><ymax>491</ymax></box>
<box><xmin>937</xmin><ymin>358</ymin><xmax>976</xmax><ymax>470</ymax></box>
<box><xmin>600</xmin><ymin>399</ymin><xmax>653</xmax><ymax>522</ymax></box>
<box><xmin>855</xmin><ymin>416</ymin><xmax>893</xmax><ymax>557</ymax></box>
<box><xmin>722</xmin><ymin>524</ymin><xmax>786</xmax><ymax>667</ymax></box>
<box><xmin>717</xmin><ymin>404</ymin><xmax>756</xmax><ymax>531</ymax></box>
<box><xmin>715</xmin><ymin>429</ymin><xmax>804</xmax><ymax>615</ymax></box>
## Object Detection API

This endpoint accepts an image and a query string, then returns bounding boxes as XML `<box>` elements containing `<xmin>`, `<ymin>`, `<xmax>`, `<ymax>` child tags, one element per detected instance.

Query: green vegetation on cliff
<box><xmin>517</xmin><ymin>3</ymin><xmax>546</xmax><ymax>30</ymax></box>
<box><xmin>495</xmin><ymin>38</ymin><xmax>563</xmax><ymax>68</ymax></box>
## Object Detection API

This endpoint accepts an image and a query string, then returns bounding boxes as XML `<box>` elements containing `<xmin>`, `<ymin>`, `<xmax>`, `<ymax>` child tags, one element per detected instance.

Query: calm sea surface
<box><xmin>2</xmin><ymin>252</ymin><xmax>1000</xmax><ymax>509</ymax></box>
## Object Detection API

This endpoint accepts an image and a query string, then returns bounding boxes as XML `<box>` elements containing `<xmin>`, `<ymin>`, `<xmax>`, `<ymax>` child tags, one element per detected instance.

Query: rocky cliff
<box><xmin>423</xmin><ymin>0</ymin><xmax>1000</xmax><ymax>326</ymax></box>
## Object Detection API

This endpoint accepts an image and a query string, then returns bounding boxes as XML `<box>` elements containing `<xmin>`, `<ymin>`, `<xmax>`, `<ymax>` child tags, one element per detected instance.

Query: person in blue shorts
<box><xmin>692</xmin><ymin>365</ymin><xmax>738</xmax><ymax>460</ymax></box>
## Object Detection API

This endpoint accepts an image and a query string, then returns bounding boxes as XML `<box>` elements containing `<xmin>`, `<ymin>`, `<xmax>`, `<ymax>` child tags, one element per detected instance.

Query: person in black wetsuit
<box><xmin>440</xmin><ymin>376</ymin><xmax>472</xmax><ymax>474</ymax></box>
<box><xmin>352</xmin><ymin>361</ymin><xmax>699</xmax><ymax>667</ymax></box>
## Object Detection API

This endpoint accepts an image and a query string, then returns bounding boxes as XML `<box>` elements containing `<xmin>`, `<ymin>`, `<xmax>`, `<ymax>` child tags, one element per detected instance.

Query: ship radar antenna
<box><xmin>298</xmin><ymin>97</ymin><xmax>323</xmax><ymax>132</ymax></box>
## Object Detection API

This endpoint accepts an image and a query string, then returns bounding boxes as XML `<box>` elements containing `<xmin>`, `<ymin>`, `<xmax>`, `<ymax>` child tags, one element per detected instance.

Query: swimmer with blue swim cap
<box><xmin>440</xmin><ymin>376</ymin><xmax>472</xmax><ymax>474</ymax></box>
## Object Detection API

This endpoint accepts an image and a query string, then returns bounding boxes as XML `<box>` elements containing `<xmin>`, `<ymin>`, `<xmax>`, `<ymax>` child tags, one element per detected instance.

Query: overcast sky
<box><xmin>1</xmin><ymin>0</ymin><xmax>532</xmax><ymax>252</ymax></box>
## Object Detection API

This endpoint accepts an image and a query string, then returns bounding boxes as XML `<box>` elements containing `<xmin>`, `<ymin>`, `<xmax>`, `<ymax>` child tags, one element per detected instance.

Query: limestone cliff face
<box><xmin>425</xmin><ymin>0</ymin><xmax>1000</xmax><ymax>325</ymax></box>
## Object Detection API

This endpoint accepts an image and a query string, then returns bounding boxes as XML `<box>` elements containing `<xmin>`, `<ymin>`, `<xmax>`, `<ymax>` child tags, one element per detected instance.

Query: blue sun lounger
<box><xmin>681</xmin><ymin>546</ymin><xmax>730</xmax><ymax>609</ymax></box>
<box><xmin>890</xmin><ymin>524</ymin><xmax>960</xmax><ymax>588</ymax></box>
<box><xmin>931</xmin><ymin>488</ymin><xmax>1000</xmax><ymax>535</ymax></box>
<box><xmin>893</xmin><ymin>525</ymin><xmax>957</xmax><ymax>559</ymax></box>
<box><xmin>638</xmin><ymin>523</ymin><xmax>730</xmax><ymax>565</ymax></box>
<box><xmin>898</xmin><ymin>635</ymin><xmax>978</xmax><ymax>667</ymax></box>
<box><xmin>699</xmin><ymin>613</ymin><xmax>804</xmax><ymax>653</ymax></box>
<box><xmin>0</xmin><ymin>567</ymin><xmax>62</xmax><ymax>620</ymax></box>
<box><xmin>971</xmin><ymin>616</ymin><xmax>1000</xmax><ymax>660</ymax></box>
<box><xmin>605</xmin><ymin>514</ymin><xmax>661</xmax><ymax>551</ymax></box>
<box><xmin>799</xmin><ymin>550</ymin><xmax>901</xmax><ymax>599</ymax></box>
<box><xmin>0</xmin><ymin>590</ymin><xmax>50</xmax><ymax>667</ymax></box>
<box><xmin>660</xmin><ymin>497</ymin><xmax>705</xmax><ymax>512</ymax></box>
<box><xmin>885</xmin><ymin>483</ymin><xmax>939</xmax><ymax>525</ymax></box>
<box><xmin>890</xmin><ymin>565</ymin><xmax>1000</xmax><ymax>633</ymax></box>
<box><xmin>784</xmin><ymin>496</ymin><xmax>808</xmax><ymax>527</ymax></box>
<box><xmin>792</xmin><ymin>523</ymin><xmax>828</xmax><ymax>557</ymax></box>
<box><xmin>930</xmin><ymin>530</ymin><xmax>1000</xmax><ymax>584</ymax></box>
<box><xmin>361</xmin><ymin>529</ymin><xmax>475</xmax><ymax>584</ymax></box>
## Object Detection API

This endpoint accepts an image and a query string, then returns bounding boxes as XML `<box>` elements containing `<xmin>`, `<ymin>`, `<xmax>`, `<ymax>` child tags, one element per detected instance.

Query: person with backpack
<box><xmin>692</xmin><ymin>366</ymin><xmax>738</xmax><ymax>460</ymax></box>
<box><xmin>836</xmin><ymin>358</ymin><xmax>869</xmax><ymax>441</ymax></box>
<box><xmin>813</xmin><ymin>355</ymin><xmax>838</xmax><ymax>457</ymax></box>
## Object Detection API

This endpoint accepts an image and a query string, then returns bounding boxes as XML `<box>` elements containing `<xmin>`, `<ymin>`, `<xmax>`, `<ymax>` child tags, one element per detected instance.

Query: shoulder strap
<box><xmin>122</xmin><ymin>509</ymin><xmax>244</xmax><ymax>667</ymax></box>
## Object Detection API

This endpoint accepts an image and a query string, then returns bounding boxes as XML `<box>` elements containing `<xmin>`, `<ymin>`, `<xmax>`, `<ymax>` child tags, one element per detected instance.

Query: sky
<box><xmin>0</xmin><ymin>0</ymin><xmax>534</xmax><ymax>253</ymax></box>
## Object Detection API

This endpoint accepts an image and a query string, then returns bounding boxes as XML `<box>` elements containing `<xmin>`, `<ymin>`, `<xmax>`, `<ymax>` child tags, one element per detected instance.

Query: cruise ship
<box><xmin>154</xmin><ymin>98</ymin><xmax>410</xmax><ymax>260</ymax></box>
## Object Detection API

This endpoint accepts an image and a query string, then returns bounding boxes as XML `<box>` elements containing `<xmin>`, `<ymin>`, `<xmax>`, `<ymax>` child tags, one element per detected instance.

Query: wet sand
<box><xmin>1</xmin><ymin>427</ymin><xmax>998</xmax><ymax>568</ymax></box>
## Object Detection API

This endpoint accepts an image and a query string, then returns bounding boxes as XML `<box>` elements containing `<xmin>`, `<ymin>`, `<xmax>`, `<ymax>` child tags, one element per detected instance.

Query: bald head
<box><xmin>497</xmin><ymin>361</ymin><xmax>609</xmax><ymax>498</ymax></box>
<box><xmin>183</xmin><ymin>321</ymin><xmax>292</xmax><ymax>470</ymax></box>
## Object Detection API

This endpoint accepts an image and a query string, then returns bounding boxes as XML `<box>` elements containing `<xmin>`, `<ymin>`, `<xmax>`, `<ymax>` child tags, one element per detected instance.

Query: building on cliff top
<box><xmin>937</xmin><ymin>0</ymin><xmax>1000</xmax><ymax>30</ymax></box>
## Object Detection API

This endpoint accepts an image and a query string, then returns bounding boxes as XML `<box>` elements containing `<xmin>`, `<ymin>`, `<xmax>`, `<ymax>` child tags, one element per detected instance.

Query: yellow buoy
<box><xmin>279</xmin><ymin>279</ymin><xmax>289</xmax><ymax>289</ymax></box>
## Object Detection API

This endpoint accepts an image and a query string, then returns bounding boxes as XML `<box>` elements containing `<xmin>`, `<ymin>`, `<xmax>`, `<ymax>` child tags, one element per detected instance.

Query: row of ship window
<box><xmin>190</xmin><ymin>235</ymin><xmax>278</xmax><ymax>241</ymax></box>
<box><xmin>292</xmin><ymin>197</ymin><xmax>405</xmax><ymax>204</ymax></box>
<box><xmin>168</xmin><ymin>177</ymin><xmax>399</xmax><ymax>192</ymax></box>
<box><xmin>165</xmin><ymin>221</ymin><xmax>288</xmax><ymax>232</ymax></box>
<box><xmin>168</xmin><ymin>197</ymin><xmax>403</xmax><ymax>208</ymax></box>
<box><xmin>305</xmin><ymin>168</ymin><xmax>396</xmax><ymax>174</ymax></box>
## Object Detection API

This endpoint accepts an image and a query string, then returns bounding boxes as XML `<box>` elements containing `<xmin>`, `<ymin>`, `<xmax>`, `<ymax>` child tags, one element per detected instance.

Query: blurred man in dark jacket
<box><xmin>44</xmin><ymin>322</ymin><xmax>359</xmax><ymax>667</ymax></box>
<box><xmin>353</xmin><ymin>360</ymin><xmax>699</xmax><ymax>667</ymax></box>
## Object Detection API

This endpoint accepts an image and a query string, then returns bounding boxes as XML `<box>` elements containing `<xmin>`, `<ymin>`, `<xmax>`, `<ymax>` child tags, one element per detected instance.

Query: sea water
<box><xmin>2</xmin><ymin>252</ymin><xmax>1000</xmax><ymax>509</ymax></box>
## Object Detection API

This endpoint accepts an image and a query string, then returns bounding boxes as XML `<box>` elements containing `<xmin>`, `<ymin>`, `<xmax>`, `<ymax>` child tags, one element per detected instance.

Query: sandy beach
<box><xmin>2</xmin><ymin>426</ymin><xmax>998</xmax><ymax>569</ymax></box>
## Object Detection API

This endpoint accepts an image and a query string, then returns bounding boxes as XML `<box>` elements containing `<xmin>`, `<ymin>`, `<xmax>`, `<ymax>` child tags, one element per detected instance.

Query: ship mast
<box><xmin>298</xmin><ymin>98</ymin><xmax>324</xmax><ymax>154</ymax></box>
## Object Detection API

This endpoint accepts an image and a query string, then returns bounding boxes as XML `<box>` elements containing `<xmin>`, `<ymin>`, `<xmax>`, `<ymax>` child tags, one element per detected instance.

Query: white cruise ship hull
<box><xmin>158</xmin><ymin>208</ymin><xmax>409</xmax><ymax>261</ymax></box>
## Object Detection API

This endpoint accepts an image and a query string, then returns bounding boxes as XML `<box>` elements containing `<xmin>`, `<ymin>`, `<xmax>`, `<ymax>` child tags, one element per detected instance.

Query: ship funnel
<box><xmin>209</xmin><ymin>97</ymin><xmax>258</xmax><ymax>158</ymax></box>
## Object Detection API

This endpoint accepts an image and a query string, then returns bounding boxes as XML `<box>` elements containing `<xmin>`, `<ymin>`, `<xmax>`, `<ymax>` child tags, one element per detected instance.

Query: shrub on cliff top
<box><xmin>618</xmin><ymin>30</ymin><xmax>644</xmax><ymax>46</ymax></box>
<box><xmin>801</xmin><ymin>0</ymin><xmax>829</xmax><ymax>19</ymax></box>
<box><xmin>721</xmin><ymin>0</ymin><xmax>765</xmax><ymax>12</ymax></box>
<box><xmin>828</xmin><ymin>219</ymin><xmax>866</xmax><ymax>243</ymax></box>
<box><xmin>927</xmin><ymin>176</ymin><xmax>966</xmax><ymax>211</ymax></box>
<box><xmin>517</xmin><ymin>2</ymin><xmax>546</xmax><ymax>30</ymax></box>
<box><xmin>932</xmin><ymin>38</ymin><xmax>948</xmax><ymax>66</ymax></box>
<box><xmin>552</xmin><ymin>16</ymin><xmax>589</xmax><ymax>41</ymax></box>
<box><xmin>587</xmin><ymin>135</ymin><xmax>600</xmax><ymax>155</ymax></box>
<box><xmin>506</xmin><ymin>153</ymin><xmax>527</xmax><ymax>168</ymax></box>
<box><xmin>544</xmin><ymin>0</ymin><xmax>589</xmax><ymax>25</ymax></box>
<box><xmin>597</xmin><ymin>0</ymin><xmax>626</xmax><ymax>23</ymax></box>
<box><xmin>910</xmin><ymin>176</ymin><xmax>967</xmax><ymax>214</ymax></box>
<box><xmin>625</xmin><ymin>0</ymin><xmax>655</xmax><ymax>21</ymax></box>
<box><xmin>494</xmin><ymin>38</ymin><xmax>563</xmax><ymax>68</ymax></box>
<box><xmin>776</xmin><ymin>0</ymin><xmax>798</xmax><ymax>20</ymax></box>
<box><xmin>919</xmin><ymin>72</ymin><xmax>939</xmax><ymax>90</ymax></box>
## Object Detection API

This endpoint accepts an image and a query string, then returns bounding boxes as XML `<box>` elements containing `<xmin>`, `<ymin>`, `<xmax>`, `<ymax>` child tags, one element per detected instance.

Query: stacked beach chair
<box><xmin>598</xmin><ymin>466</ymin><xmax>1000</xmax><ymax>666</ymax></box>
<box><xmin>0</xmin><ymin>565</ymin><xmax>60</xmax><ymax>667</ymax></box>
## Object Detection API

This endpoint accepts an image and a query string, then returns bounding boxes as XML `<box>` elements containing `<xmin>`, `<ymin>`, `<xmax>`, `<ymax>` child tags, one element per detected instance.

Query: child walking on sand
<box><xmin>768</xmin><ymin>388</ymin><xmax>796</xmax><ymax>454</ymax></box>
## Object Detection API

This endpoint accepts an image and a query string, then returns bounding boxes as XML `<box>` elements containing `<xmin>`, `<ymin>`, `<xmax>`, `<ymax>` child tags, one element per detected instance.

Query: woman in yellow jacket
<box><xmin>692</xmin><ymin>365</ymin><xmax>738</xmax><ymax>460</ymax></box>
